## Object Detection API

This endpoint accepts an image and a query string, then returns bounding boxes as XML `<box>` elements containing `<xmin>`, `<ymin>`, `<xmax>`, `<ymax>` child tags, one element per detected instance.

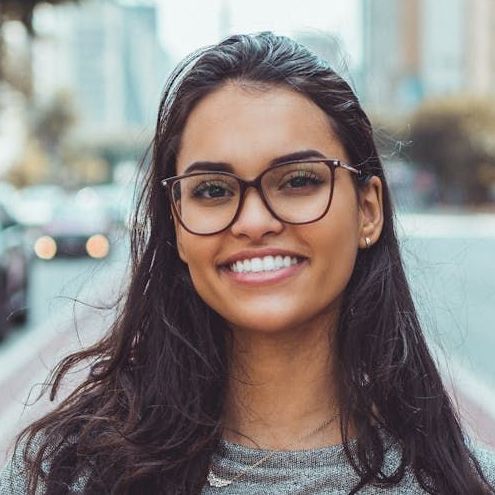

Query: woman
<box><xmin>1</xmin><ymin>32</ymin><xmax>495</xmax><ymax>495</ymax></box>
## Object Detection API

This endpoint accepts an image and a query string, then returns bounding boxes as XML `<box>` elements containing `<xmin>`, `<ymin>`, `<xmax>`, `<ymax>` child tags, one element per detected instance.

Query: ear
<box><xmin>357</xmin><ymin>176</ymin><xmax>384</xmax><ymax>249</ymax></box>
<box><xmin>172</xmin><ymin>213</ymin><xmax>188</xmax><ymax>264</ymax></box>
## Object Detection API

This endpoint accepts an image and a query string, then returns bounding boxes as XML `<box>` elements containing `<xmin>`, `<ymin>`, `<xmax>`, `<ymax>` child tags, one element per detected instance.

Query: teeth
<box><xmin>263</xmin><ymin>256</ymin><xmax>275</xmax><ymax>271</ymax></box>
<box><xmin>229</xmin><ymin>255</ymin><xmax>301</xmax><ymax>273</ymax></box>
<box><xmin>251</xmin><ymin>257</ymin><xmax>263</xmax><ymax>272</ymax></box>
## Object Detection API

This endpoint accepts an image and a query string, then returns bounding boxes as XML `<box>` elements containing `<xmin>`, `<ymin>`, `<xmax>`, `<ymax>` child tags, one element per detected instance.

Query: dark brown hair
<box><xmin>16</xmin><ymin>32</ymin><xmax>493</xmax><ymax>494</ymax></box>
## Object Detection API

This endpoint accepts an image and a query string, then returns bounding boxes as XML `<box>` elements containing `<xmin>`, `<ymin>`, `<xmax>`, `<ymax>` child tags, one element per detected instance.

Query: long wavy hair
<box><xmin>16</xmin><ymin>32</ymin><xmax>493</xmax><ymax>495</ymax></box>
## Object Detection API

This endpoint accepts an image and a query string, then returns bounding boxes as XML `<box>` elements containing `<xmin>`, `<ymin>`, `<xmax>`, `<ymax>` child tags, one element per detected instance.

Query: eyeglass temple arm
<box><xmin>339</xmin><ymin>162</ymin><xmax>361</xmax><ymax>175</ymax></box>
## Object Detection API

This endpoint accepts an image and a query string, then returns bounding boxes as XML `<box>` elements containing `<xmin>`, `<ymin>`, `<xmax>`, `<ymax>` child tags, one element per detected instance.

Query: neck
<box><xmin>222</xmin><ymin>318</ymin><xmax>342</xmax><ymax>450</ymax></box>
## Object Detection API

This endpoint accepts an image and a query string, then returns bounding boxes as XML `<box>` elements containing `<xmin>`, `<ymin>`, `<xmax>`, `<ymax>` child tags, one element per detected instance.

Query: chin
<box><xmin>197</xmin><ymin>287</ymin><xmax>341</xmax><ymax>336</ymax></box>
<box><xmin>225</xmin><ymin>308</ymin><xmax>330</xmax><ymax>336</ymax></box>
<box><xmin>231</xmin><ymin>319</ymin><xmax>297</xmax><ymax>335</ymax></box>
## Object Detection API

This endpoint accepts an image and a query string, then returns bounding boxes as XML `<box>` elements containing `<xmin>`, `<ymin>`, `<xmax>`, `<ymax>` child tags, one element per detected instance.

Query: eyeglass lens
<box><xmin>171</xmin><ymin>161</ymin><xmax>333</xmax><ymax>234</ymax></box>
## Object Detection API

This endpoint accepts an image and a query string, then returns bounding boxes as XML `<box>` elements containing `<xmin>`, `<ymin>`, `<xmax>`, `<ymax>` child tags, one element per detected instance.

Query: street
<box><xmin>0</xmin><ymin>214</ymin><xmax>495</xmax><ymax>465</ymax></box>
<box><xmin>0</xmin><ymin>234</ymin><xmax>129</xmax><ymax>463</ymax></box>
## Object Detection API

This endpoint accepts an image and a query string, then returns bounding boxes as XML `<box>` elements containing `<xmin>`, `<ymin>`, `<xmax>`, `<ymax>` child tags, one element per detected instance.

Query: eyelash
<box><xmin>191</xmin><ymin>181</ymin><xmax>234</xmax><ymax>198</ymax></box>
<box><xmin>281</xmin><ymin>171</ymin><xmax>324</xmax><ymax>186</ymax></box>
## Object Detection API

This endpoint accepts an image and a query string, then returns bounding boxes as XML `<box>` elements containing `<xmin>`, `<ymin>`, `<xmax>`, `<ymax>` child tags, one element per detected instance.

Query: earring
<box><xmin>365</xmin><ymin>236</ymin><xmax>371</xmax><ymax>249</ymax></box>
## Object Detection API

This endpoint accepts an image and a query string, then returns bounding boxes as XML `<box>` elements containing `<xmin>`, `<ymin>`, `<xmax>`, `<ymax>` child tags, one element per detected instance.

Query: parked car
<box><xmin>13</xmin><ymin>184</ymin><xmax>67</xmax><ymax>228</ymax></box>
<box><xmin>0</xmin><ymin>202</ymin><xmax>29</xmax><ymax>339</ymax></box>
<box><xmin>32</xmin><ymin>194</ymin><xmax>114</xmax><ymax>260</ymax></box>
<box><xmin>92</xmin><ymin>183</ymin><xmax>136</xmax><ymax>230</ymax></box>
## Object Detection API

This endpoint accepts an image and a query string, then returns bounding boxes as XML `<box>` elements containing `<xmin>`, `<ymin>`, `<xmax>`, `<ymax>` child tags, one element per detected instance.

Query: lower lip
<box><xmin>220</xmin><ymin>259</ymin><xmax>308</xmax><ymax>286</ymax></box>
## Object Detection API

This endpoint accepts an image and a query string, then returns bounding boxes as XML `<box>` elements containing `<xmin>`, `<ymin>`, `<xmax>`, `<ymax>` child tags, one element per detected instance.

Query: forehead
<box><xmin>176</xmin><ymin>82</ymin><xmax>348</xmax><ymax>175</ymax></box>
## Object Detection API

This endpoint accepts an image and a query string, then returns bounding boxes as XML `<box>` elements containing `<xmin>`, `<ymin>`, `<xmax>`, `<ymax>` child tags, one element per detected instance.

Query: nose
<box><xmin>230</xmin><ymin>187</ymin><xmax>284</xmax><ymax>240</ymax></box>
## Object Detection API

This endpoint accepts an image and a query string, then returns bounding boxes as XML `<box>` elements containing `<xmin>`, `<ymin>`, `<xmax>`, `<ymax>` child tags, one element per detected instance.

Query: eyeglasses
<box><xmin>161</xmin><ymin>159</ymin><xmax>362</xmax><ymax>236</ymax></box>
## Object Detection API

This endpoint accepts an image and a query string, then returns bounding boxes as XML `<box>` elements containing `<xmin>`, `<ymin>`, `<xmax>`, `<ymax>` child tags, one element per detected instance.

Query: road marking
<box><xmin>397</xmin><ymin>213</ymin><xmax>495</xmax><ymax>239</ymax></box>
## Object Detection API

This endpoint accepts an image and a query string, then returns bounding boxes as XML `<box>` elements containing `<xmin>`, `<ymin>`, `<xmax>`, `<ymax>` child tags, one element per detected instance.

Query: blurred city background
<box><xmin>0</xmin><ymin>0</ymin><xmax>494</xmax><ymax>461</ymax></box>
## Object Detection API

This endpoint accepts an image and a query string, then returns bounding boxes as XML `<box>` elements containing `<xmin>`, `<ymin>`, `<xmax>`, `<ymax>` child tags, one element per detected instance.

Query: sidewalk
<box><xmin>0</xmin><ymin>304</ymin><xmax>111</xmax><ymax>463</ymax></box>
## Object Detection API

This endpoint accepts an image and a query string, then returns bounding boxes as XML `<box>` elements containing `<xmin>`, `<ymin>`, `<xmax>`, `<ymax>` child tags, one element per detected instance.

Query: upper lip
<box><xmin>219</xmin><ymin>248</ymin><xmax>308</xmax><ymax>267</ymax></box>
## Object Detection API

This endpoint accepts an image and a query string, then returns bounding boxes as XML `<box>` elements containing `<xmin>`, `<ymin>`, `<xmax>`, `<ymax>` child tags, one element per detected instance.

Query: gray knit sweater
<box><xmin>2</xmin><ymin>438</ymin><xmax>495</xmax><ymax>494</ymax></box>
<box><xmin>202</xmin><ymin>439</ymin><xmax>495</xmax><ymax>494</ymax></box>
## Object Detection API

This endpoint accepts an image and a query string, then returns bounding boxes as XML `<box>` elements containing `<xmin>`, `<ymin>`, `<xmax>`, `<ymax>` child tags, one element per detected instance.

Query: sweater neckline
<box><xmin>211</xmin><ymin>437</ymin><xmax>354</xmax><ymax>472</ymax></box>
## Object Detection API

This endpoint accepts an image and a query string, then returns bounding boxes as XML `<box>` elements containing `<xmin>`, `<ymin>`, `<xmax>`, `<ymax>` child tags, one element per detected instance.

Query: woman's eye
<box><xmin>192</xmin><ymin>182</ymin><xmax>233</xmax><ymax>199</ymax></box>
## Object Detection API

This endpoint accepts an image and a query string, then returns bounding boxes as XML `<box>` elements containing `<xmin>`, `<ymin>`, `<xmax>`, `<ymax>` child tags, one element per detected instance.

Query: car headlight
<box><xmin>86</xmin><ymin>234</ymin><xmax>110</xmax><ymax>259</ymax></box>
<box><xmin>34</xmin><ymin>235</ymin><xmax>57</xmax><ymax>260</ymax></box>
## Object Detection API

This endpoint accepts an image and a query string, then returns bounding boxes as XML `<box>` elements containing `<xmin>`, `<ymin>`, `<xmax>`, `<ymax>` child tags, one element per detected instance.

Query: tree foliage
<box><xmin>0</xmin><ymin>0</ymin><xmax>79</xmax><ymax>34</ymax></box>
<box><xmin>0</xmin><ymin>0</ymin><xmax>80</xmax><ymax>92</ymax></box>
<box><xmin>408</xmin><ymin>97</ymin><xmax>495</xmax><ymax>205</ymax></box>
<box><xmin>34</xmin><ymin>90</ymin><xmax>77</xmax><ymax>149</ymax></box>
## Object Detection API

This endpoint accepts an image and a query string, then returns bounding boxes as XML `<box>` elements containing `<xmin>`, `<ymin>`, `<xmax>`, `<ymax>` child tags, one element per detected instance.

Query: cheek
<box><xmin>308</xmin><ymin>203</ymin><xmax>361</xmax><ymax>294</ymax></box>
<box><xmin>308</xmin><ymin>224</ymin><xmax>358</xmax><ymax>290</ymax></box>
<box><xmin>177</xmin><ymin>231</ymin><xmax>220</xmax><ymax>298</ymax></box>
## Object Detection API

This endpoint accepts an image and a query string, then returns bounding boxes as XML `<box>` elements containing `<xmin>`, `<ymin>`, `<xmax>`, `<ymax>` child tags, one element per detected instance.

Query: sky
<box><xmin>158</xmin><ymin>0</ymin><xmax>362</xmax><ymax>67</ymax></box>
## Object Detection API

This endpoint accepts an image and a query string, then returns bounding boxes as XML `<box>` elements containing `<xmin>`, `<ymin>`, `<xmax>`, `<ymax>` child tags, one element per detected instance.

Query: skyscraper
<box><xmin>33</xmin><ymin>0</ymin><xmax>170</xmax><ymax>136</ymax></box>
<box><xmin>362</xmin><ymin>0</ymin><xmax>495</xmax><ymax>111</ymax></box>
<box><xmin>362</xmin><ymin>0</ymin><xmax>422</xmax><ymax>111</ymax></box>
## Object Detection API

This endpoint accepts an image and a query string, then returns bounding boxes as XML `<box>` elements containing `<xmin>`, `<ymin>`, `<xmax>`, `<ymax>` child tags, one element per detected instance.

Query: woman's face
<box><xmin>174</xmin><ymin>82</ymin><xmax>382</xmax><ymax>335</ymax></box>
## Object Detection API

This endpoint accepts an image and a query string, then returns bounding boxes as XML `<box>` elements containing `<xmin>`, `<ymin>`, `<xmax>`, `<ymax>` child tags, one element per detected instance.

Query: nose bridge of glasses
<box><xmin>236</xmin><ymin>175</ymin><xmax>276</xmax><ymax>220</ymax></box>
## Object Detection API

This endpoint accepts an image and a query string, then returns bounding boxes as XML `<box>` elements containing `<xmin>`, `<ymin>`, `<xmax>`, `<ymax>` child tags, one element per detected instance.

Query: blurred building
<box><xmin>362</xmin><ymin>0</ymin><xmax>495</xmax><ymax>111</ymax></box>
<box><xmin>362</xmin><ymin>0</ymin><xmax>422</xmax><ymax>110</ymax></box>
<box><xmin>465</xmin><ymin>0</ymin><xmax>495</xmax><ymax>96</ymax></box>
<box><xmin>33</xmin><ymin>0</ymin><xmax>170</xmax><ymax>139</ymax></box>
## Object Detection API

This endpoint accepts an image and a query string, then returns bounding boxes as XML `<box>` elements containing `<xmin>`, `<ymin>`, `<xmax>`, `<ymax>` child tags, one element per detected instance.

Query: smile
<box><xmin>229</xmin><ymin>255</ymin><xmax>301</xmax><ymax>273</ymax></box>
<box><xmin>220</xmin><ymin>253</ymin><xmax>308</xmax><ymax>287</ymax></box>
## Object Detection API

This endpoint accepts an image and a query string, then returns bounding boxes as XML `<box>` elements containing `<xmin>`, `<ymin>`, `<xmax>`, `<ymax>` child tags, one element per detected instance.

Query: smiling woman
<box><xmin>1</xmin><ymin>32</ymin><xmax>495</xmax><ymax>495</ymax></box>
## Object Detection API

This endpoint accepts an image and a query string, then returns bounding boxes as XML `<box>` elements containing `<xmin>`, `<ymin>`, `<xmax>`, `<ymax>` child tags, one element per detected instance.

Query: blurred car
<box><xmin>92</xmin><ymin>182</ymin><xmax>137</xmax><ymax>230</ymax></box>
<box><xmin>13</xmin><ymin>184</ymin><xmax>67</xmax><ymax>228</ymax></box>
<box><xmin>0</xmin><ymin>202</ymin><xmax>29</xmax><ymax>339</ymax></box>
<box><xmin>32</xmin><ymin>196</ymin><xmax>113</xmax><ymax>260</ymax></box>
<box><xmin>0</xmin><ymin>181</ymin><xmax>19</xmax><ymax>212</ymax></box>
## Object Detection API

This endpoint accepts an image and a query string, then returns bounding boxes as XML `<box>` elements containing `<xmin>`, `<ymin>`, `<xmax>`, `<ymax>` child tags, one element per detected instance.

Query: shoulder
<box><xmin>473</xmin><ymin>444</ymin><xmax>495</xmax><ymax>487</ymax></box>
<box><xmin>1</xmin><ymin>443</ymin><xmax>34</xmax><ymax>495</ymax></box>
<box><xmin>380</xmin><ymin>436</ymin><xmax>495</xmax><ymax>492</ymax></box>
<box><xmin>0</xmin><ymin>434</ymin><xmax>87</xmax><ymax>495</ymax></box>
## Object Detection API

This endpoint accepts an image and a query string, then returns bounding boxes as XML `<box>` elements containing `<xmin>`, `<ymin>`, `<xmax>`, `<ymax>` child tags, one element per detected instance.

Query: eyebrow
<box><xmin>182</xmin><ymin>149</ymin><xmax>327</xmax><ymax>175</ymax></box>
